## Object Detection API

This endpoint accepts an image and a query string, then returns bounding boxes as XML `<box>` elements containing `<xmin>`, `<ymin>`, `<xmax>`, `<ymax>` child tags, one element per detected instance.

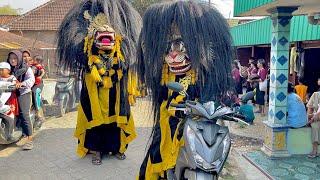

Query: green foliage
<box><xmin>0</xmin><ymin>5</ymin><xmax>19</xmax><ymax>15</ymax></box>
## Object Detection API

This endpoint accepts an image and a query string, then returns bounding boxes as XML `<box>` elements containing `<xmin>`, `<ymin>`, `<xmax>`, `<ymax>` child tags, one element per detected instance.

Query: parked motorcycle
<box><xmin>53</xmin><ymin>71</ymin><xmax>80</xmax><ymax>117</ymax></box>
<box><xmin>0</xmin><ymin>82</ymin><xmax>36</xmax><ymax>144</ymax></box>
<box><xmin>166</xmin><ymin>82</ymin><xmax>248</xmax><ymax>180</ymax></box>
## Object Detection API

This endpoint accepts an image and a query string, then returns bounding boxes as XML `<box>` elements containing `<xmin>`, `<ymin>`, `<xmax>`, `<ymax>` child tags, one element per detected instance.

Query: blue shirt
<box><xmin>239</xmin><ymin>104</ymin><xmax>255</xmax><ymax>123</ymax></box>
<box><xmin>287</xmin><ymin>93</ymin><xmax>307</xmax><ymax>128</ymax></box>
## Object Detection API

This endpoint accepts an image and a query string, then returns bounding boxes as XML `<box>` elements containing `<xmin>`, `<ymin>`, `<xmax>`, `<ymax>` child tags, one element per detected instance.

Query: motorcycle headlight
<box><xmin>187</xmin><ymin>126</ymin><xmax>230</xmax><ymax>171</ymax></box>
<box><xmin>187</xmin><ymin>126</ymin><xmax>223</xmax><ymax>171</ymax></box>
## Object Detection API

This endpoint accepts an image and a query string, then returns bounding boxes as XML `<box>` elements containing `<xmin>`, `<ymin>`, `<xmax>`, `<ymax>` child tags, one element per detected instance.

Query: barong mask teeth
<box><xmin>84</xmin><ymin>10</ymin><xmax>116</xmax><ymax>51</ymax></box>
<box><xmin>165</xmin><ymin>38</ymin><xmax>191</xmax><ymax>75</ymax></box>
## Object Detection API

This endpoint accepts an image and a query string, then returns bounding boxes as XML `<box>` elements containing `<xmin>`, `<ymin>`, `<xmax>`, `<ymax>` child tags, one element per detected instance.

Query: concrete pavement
<box><xmin>0</xmin><ymin>100</ymin><xmax>153</xmax><ymax>180</ymax></box>
<box><xmin>0</xmin><ymin>99</ymin><xmax>267</xmax><ymax>180</ymax></box>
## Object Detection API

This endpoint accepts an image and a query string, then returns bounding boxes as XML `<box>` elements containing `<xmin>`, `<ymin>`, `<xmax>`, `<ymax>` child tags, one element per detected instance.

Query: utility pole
<box><xmin>208</xmin><ymin>0</ymin><xmax>211</xmax><ymax>6</ymax></box>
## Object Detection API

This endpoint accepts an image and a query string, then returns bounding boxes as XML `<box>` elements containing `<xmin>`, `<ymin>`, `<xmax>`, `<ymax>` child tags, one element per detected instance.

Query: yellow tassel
<box><xmin>115</xmin><ymin>36</ymin><xmax>124</xmax><ymax>61</ymax></box>
<box><xmin>92</xmin><ymin>56</ymin><xmax>101</xmax><ymax>64</ymax></box>
<box><xmin>98</xmin><ymin>50</ymin><xmax>105</xmax><ymax>55</ymax></box>
<box><xmin>169</xmin><ymin>72</ymin><xmax>176</xmax><ymax>82</ymax></box>
<box><xmin>90</xmin><ymin>66</ymin><xmax>102</xmax><ymax>82</ymax></box>
<box><xmin>88</xmin><ymin>55</ymin><xmax>102</xmax><ymax>69</ymax></box>
<box><xmin>117</xmin><ymin>70</ymin><xmax>123</xmax><ymax>80</ymax></box>
<box><xmin>102</xmin><ymin>76</ymin><xmax>113</xmax><ymax>89</ymax></box>
<box><xmin>88</xmin><ymin>55</ymin><xmax>95</xmax><ymax>66</ymax></box>
<box><xmin>109</xmin><ymin>69</ymin><xmax>116</xmax><ymax>76</ymax></box>
<box><xmin>84</xmin><ymin>36</ymin><xmax>88</xmax><ymax>53</ymax></box>
<box><xmin>98</xmin><ymin>68</ymin><xmax>106</xmax><ymax>75</ymax></box>
<box><xmin>128</xmin><ymin>95</ymin><xmax>136</xmax><ymax>106</ymax></box>
<box><xmin>186</xmin><ymin>69</ymin><xmax>197</xmax><ymax>85</ymax></box>
<box><xmin>86</xmin><ymin>37</ymin><xmax>94</xmax><ymax>57</ymax></box>
<box><xmin>161</xmin><ymin>63</ymin><xmax>169</xmax><ymax>85</ymax></box>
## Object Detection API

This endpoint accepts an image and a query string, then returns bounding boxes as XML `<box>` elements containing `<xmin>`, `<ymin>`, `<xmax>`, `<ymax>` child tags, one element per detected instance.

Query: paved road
<box><xmin>0</xmin><ymin>99</ymin><xmax>153</xmax><ymax>180</ymax></box>
<box><xmin>0</xmin><ymin>98</ymin><xmax>267</xmax><ymax>180</ymax></box>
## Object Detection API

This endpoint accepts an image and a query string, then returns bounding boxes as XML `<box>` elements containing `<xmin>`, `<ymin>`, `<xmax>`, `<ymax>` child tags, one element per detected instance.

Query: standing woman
<box><xmin>247</xmin><ymin>61</ymin><xmax>258</xmax><ymax>92</ymax></box>
<box><xmin>7</xmin><ymin>50</ymin><xmax>35</xmax><ymax>150</ymax></box>
<box><xmin>255</xmin><ymin>59</ymin><xmax>267</xmax><ymax>116</ymax></box>
<box><xmin>232</xmin><ymin>61</ymin><xmax>242</xmax><ymax>95</ymax></box>
<box><xmin>306</xmin><ymin>78</ymin><xmax>320</xmax><ymax>158</ymax></box>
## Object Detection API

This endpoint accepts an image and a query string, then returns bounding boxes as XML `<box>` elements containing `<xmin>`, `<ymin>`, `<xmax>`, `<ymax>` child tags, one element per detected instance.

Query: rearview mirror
<box><xmin>167</xmin><ymin>82</ymin><xmax>184</xmax><ymax>92</ymax></box>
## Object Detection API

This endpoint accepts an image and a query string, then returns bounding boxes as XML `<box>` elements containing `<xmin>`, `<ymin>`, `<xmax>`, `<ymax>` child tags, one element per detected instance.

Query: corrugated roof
<box><xmin>234</xmin><ymin>0</ymin><xmax>275</xmax><ymax>17</ymax></box>
<box><xmin>0</xmin><ymin>30</ymin><xmax>55</xmax><ymax>49</ymax></box>
<box><xmin>231</xmin><ymin>15</ymin><xmax>320</xmax><ymax>46</ymax></box>
<box><xmin>7</xmin><ymin>0</ymin><xmax>75</xmax><ymax>31</ymax></box>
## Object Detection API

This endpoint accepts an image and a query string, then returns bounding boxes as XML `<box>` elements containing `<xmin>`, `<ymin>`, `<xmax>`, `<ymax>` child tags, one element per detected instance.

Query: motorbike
<box><xmin>0</xmin><ymin>82</ymin><xmax>36</xmax><ymax>144</ymax></box>
<box><xmin>53</xmin><ymin>70</ymin><xmax>80</xmax><ymax>117</ymax></box>
<box><xmin>166</xmin><ymin>82</ymin><xmax>249</xmax><ymax>180</ymax></box>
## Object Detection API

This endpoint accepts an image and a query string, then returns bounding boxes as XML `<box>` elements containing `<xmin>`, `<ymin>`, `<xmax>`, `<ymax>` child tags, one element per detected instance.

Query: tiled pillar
<box><xmin>262</xmin><ymin>7</ymin><xmax>297</xmax><ymax>157</ymax></box>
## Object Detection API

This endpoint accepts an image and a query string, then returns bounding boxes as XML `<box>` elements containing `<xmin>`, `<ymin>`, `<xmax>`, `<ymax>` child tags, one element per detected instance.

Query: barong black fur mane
<box><xmin>136</xmin><ymin>1</ymin><xmax>234</xmax><ymax>120</ymax></box>
<box><xmin>57</xmin><ymin>0</ymin><xmax>142</xmax><ymax>71</ymax></box>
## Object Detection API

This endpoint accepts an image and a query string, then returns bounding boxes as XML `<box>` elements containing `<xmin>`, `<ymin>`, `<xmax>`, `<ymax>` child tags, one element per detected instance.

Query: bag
<box><xmin>259</xmin><ymin>80</ymin><xmax>268</xmax><ymax>92</ymax></box>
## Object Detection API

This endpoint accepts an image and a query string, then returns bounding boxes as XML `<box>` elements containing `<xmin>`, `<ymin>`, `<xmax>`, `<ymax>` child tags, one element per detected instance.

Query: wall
<box><xmin>236</xmin><ymin>46</ymin><xmax>270</xmax><ymax>66</ymax></box>
<box><xmin>236</xmin><ymin>47</ymin><xmax>252</xmax><ymax>66</ymax></box>
<box><xmin>0</xmin><ymin>49</ymin><xmax>10</xmax><ymax>61</ymax></box>
<box><xmin>10</xmin><ymin>30</ymin><xmax>57</xmax><ymax>45</ymax></box>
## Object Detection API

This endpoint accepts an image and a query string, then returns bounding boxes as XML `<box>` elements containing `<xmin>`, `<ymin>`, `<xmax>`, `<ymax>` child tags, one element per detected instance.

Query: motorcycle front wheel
<box><xmin>184</xmin><ymin>169</ymin><xmax>218</xmax><ymax>180</ymax></box>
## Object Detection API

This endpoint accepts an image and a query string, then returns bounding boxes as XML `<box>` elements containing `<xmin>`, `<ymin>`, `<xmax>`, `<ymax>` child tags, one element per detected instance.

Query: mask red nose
<box><xmin>169</xmin><ymin>51</ymin><xmax>178</xmax><ymax>59</ymax></box>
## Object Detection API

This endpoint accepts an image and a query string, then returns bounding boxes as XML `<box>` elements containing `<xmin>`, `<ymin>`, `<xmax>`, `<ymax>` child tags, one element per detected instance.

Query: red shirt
<box><xmin>232</xmin><ymin>68</ymin><xmax>241</xmax><ymax>83</ymax></box>
<box><xmin>31</xmin><ymin>63</ymin><xmax>44</xmax><ymax>85</ymax></box>
<box><xmin>258</xmin><ymin>68</ymin><xmax>267</xmax><ymax>81</ymax></box>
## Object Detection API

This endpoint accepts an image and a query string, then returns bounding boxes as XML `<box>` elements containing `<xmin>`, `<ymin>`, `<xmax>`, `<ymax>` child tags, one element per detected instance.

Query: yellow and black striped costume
<box><xmin>75</xmin><ymin>35</ymin><xmax>138</xmax><ymax>157</ymax></box>
<box><xmin>56</xmin><ymin>0</ymin><xmax>142</xmax><ymax>158</ymax></box>
<box><xmin>138</xmin><ymin>68</ymin><xmax>198</xmax><ymax>179</ymax></box>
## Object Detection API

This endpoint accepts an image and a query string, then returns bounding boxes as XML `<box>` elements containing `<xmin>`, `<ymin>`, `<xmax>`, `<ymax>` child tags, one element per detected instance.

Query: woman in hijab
<box><xmin>7</xmin><ymin>50</ymin><xmax>35</xmax><ymax>150</ymax></box>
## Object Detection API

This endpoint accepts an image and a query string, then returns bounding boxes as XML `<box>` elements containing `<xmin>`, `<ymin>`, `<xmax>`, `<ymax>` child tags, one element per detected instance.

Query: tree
<box><xmin>0</xmin><ymin>5</ymin><xmax>19</xmax><ymax>15</ymax></box>
<box><xmin>130</xmin><ymin>0</ymin><xmax>162</xmax><ymax>15</ymax></box>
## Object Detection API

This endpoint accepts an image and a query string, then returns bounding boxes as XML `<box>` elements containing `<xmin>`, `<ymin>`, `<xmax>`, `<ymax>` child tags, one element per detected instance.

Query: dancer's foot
<box><xmin>115</xmin><ymin>152</ymin><xmax>126</xmax><ymax>160</ymax></box>
<box><xmin>92</xmin><ymin>151</ymin><xmax>102</xmax><ymax>165</ymax></box>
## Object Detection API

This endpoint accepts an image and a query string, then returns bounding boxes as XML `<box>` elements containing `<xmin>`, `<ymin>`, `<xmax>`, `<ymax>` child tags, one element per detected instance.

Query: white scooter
<box><xmin>166</xmin><ymin>82</ymin><xmax>248</xmax><ymax>180</ymax></box>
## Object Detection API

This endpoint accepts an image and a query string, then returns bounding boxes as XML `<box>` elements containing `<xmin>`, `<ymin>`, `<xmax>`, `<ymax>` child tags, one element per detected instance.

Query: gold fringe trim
<box><xmin>84</xmin><ymin>34</ymin><xmax>126</xmax><ymax>89</ymax></box>
<box><xmin>102</xmin><ymin>76</ymin><xmax>113</xmax><ymax>89</ymax></box>
<box><xmin>90</xmin><ymin>66</ymin><xmax>102</xmax><ymax>82</ymax></box>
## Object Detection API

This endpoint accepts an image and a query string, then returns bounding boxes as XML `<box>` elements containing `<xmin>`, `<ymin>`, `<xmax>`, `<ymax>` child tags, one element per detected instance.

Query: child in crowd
<box><xmin>0</xmin><ymin>62</ymin><xmax>19</xmax><ymax>116</ymax></box>
<box><xmin>30</xmin><ymin>56</ymin><xmax>46</xmax><ymax>129</ymax></box>
<box><xmin>295</xmin><ymin>77</ymin><xmax>308</xmax><ymax>105</ymax></box>
<box><xmin>239</xmin><ymin>92</ymin><xmax>255</xmax><ymax>124</ymax></box>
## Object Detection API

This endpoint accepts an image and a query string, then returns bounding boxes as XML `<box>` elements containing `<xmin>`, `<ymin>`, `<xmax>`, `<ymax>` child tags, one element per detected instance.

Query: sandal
<box><xmin>92</xmin><ymin>152</ymin><xmax>102</xmax><ymax>165</ymax></box>
<box><xmin>22</xmin><ymin>141</ymin><xmax>34</xmax><ymax>150</ymax></box>
<box><xmin>115</xmin><ymin>153</ymin><xmax>126</xmax><ymax>160</ymax></box>
<box><xmin>307</xmin><ymin>153</ymin><xmax>318</xmax><ymax>158</ymax></box>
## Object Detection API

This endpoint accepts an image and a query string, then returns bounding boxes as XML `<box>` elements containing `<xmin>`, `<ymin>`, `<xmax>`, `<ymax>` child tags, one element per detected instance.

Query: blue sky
<box><xmin>0</xmin><ymin>0</ymin><xmax>234</xmax><ymax>17</ymax></box>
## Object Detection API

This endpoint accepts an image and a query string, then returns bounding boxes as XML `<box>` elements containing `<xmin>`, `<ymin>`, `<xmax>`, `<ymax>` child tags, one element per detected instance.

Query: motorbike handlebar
<box><xmin>170</xmin><ymin>103</ymin><xmax>187</xmax><ymax>108</ymax></box>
